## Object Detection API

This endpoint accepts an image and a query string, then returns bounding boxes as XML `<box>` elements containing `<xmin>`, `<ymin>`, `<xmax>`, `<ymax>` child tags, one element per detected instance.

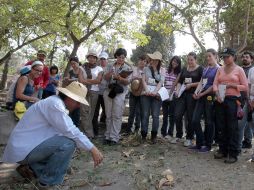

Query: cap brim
<box><xmin>57</xmin><ymin>87</ymin><xmax>89</xmax><ymax>106</ymax></box>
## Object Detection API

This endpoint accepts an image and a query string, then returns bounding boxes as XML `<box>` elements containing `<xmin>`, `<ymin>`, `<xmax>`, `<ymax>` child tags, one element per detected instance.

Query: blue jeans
<box><xmin>161</xmin><ymin>99</ymin><xmax>176</xmax><ymax>137</ymax></box>
<box><xmin>174</xmin><ymin>92</ymin><xmax>196</xmax><ymax>139</ymax></box>
<box><xmin>215</xmin><ymin>96</ymin><xmax>242</xmax><ymax>157</ymax></box>
<box><xmin>192</xmin><ymin>95</ymin><xmax>215</xmax><ymax>148</ymax></box>
<box><xmin>127</xmin><ymin>93</ymin><xmax>141</xmax><ymax>132</ymax></box>
<box><xmin>140</xmin><ymin>95</ymin><xmax>162</xmax><ymax>136</ymax></box>
<box><xmin>20</xmin><ymin>136</ymin><xmax>76</xmax><ymax>185</ymax></box>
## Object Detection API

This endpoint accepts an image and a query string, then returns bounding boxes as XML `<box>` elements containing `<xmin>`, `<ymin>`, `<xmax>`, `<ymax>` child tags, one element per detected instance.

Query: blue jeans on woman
<box><xmin>127</xmin><ymin>93</ymin><xmax>141</xmax><ymax>133</ymax></box>
<box><xmin>192</xmin><ymin>95</ymin><xmax>215</xmax><ymax>148</ymax></box>
<box><xmin>161</xmin><ymin>99</ymin><xmax>176</xmax><ymax>137</ymax></box>
<box><xmin>20</xmin><ymin>136</ymin><xmax>76</xmax><ymax>185</ymax></box>
<box><xmin>140</xmin><ymin>95</ymin><xmax>162</xmax><ymax>137</ymax></box>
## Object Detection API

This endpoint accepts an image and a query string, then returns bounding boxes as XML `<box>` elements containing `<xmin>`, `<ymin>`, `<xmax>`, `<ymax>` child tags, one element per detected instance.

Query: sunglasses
<box><xmin>32</xmin><ymin>68</ymin><xmax>43</xmax><ymax>73</ymax></box>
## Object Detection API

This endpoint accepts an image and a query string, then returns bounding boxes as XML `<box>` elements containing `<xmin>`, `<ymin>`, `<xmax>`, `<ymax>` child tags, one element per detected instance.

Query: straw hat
<box><xmin>130</xmin><ymin>79</ymin><xmax>143</xmax><ymax>96</ymax></box>
<box><xmin>57</xmin><ymin>81</ymin><xmax>89</xmax><ymax>105</ymax></box>
<box><xmin>147</xmin><ymin>51</ymin><xmax>162</xmax><ymax>61</ymax></box>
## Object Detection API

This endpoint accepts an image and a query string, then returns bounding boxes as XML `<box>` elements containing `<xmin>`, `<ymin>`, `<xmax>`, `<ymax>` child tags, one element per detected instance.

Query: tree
<box><xmin>131</xmin><ymin>0</ymin><xmax>175</xmax><ymax>64</ymax></box>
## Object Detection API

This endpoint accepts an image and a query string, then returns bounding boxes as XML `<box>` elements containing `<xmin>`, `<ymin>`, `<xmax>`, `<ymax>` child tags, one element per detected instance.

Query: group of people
<box><xmin>126</xmin><ymin>48</ymin><xmax>253</xmax><ymax>165</ymax></box>
<box><xmin>2</xmin><ymin>47</ymin><xmax>254</xmax><ymax>189</ymax></box>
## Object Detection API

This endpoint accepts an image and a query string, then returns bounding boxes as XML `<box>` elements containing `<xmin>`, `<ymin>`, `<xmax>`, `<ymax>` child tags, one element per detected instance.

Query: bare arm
<box><xmin>16</xmin><ymin>76</ymin><xmax>39</xmax><ymax>102</ymax></box>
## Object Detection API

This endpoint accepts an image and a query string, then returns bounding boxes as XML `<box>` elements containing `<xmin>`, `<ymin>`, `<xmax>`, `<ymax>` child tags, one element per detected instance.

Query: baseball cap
<box><xmin>220</xmin><ymin>48</ymin><xmax>236</xmax><ymax>57</ymax></box>
<box><xmin>99</xmin><ymin>52</ymin><xmax>109</xmax><ymax>59</ymax></box>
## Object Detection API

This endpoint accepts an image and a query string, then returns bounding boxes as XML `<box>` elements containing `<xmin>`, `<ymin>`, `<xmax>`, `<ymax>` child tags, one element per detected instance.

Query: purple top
<box><xmin>202</xmin><ymin>66</ymin><xmax>219</xmax><ymax>90</ymax></box>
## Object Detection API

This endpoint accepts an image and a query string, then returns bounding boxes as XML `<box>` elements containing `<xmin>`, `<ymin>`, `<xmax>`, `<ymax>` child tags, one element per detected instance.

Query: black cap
<box><xmin>220</xmin><ymin>48</ymin><xmax>236</xmax><ymax>57</ymax></box>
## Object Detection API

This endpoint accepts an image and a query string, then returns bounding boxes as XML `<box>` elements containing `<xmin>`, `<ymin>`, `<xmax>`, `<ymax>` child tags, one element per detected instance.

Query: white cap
<box><xmin>99</xmin><ymin>52</ymin><xmax>109</xmax><ymax>59</ymax></box>
<box><xmin>31</xmin><ymin>60</ymin><xmax>43</xmax><ymax>68</ymax></box>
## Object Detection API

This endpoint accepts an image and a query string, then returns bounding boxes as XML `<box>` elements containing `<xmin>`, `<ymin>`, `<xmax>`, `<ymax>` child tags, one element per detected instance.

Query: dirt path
<box><xmin>1</xmin><ymin>134</ymin><xmax>254</xmax><ymax>190</ymax></box>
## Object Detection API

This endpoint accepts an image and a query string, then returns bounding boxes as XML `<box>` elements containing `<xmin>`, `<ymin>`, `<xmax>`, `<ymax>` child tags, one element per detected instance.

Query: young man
<box><xmin>2</xmin><ymin>81</ymin><xmax>103</xmax><ymax>189</ymax></box>
<box><xmin>25</xmin><ymin>50</ymin><xmax>50</xmax><ymax>99</ymax></box>
<box><xmin>239</xmin><ymin>51</ymin><xmax>254</xmax><ymax>149</ymax></box>
<box><xmin>92</xmin><ymin>52</ymin><xmax>109</xmax><ymax>136</ymax></box>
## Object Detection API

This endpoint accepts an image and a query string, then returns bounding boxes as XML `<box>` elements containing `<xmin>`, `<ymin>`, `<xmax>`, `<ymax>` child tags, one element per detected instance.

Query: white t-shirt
<box><xmin>248</xmin><ymin>67</ymin><xmax>254</xmax><ymax>100</ymax></box>
<box><xmin>90</xmin><ymin>66</ymin><xmax>103</xmax><ymax>91</ymax></box>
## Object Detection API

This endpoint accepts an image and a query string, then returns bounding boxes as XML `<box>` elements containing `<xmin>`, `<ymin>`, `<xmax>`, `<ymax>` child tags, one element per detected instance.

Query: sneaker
<box><xmin>188</xmin><ymin>145</ymin><xmax>200</xmax><ymax>151</ymax></box>
<box><xmin>170</xmin><ymin>137</ymin><xmax>180</xmax><ymax>144</ymax></box>
<box><xmin>214</xmin><ymin>151</ymin><xmax>227</xmax><ymax>159</ymax></box>
<box><xmin>198</xmin><ymin>146</ymin><xmax>211</xmax><ymax>153</ymax></box>
<box><xmin>242</xmin><ymin>141</ymin><xmax>252</xmax><ymax>149</ymax></box>
<box><xmin>184</xmin><ymin>139</ymin><xmax>193</xmax><ymax>147</ymax></box>
<box><xmin>224</xmin><ymin>156</ymin><xmax>238</xmax><ymax>164</ymax></box>
<box><xmin>163</xmin><ymin>135</ymin><xmax>173</xmax><ymax>141</ymax></box>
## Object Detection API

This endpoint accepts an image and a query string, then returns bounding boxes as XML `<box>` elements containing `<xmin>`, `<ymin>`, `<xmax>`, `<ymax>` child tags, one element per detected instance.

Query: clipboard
<box><xmin>119</xmin><ymin>70</ymin><xmax>133</xmax><ymax>78</ymax></box>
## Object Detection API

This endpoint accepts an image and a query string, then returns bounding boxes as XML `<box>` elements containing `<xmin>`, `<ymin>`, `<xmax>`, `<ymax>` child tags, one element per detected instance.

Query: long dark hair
<box><xmin>149</xmin><ymin>60</ymin><xmax>161</xmax><ymax>83</ymax></box>
<box><xmin>168</xmin><ymin>56</ymin><xmax>181</xmax><ymax>75</ymax></box>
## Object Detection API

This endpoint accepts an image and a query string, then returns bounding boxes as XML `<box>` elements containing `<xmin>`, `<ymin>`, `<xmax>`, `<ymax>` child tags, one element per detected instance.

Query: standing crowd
<box><xmin>2</xmin><ymin>47</ymin><xmax>254</xmax><ymax>189</ymax></box>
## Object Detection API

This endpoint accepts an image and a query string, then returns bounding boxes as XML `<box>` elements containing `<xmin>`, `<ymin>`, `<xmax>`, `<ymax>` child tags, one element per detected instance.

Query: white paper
<box><xmin>218</xmin><ymin>84</ymin><xmax>226</xmax><ymax>101</ymax></box>
<box><xmin>158</xmin><ymin>87</ymin><xmax>170</xmax><ymax>101</ymax></box>
<box><xmin>177</xmin><ymin>84</ymin><xmax>186</xmax><ymax>98</ymax></box>
<box><xmin>185</xmin><ymin>78</ymin><xmax>192</xmax><ymax>84</ymax></box>
<box><xmin>194</xmin><ymin>79</ymin><xmax>208</xmax><ymax>95</ymax></box>
<box><xmin>147</xmin><ymin>85</ymin><xmax>156</xmax><ymax>92</ymax></box>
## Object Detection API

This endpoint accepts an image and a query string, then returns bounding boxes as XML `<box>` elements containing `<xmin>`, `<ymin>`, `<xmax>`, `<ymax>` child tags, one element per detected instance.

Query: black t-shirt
<box><xmin>179</xmin><ymin>66</ymin><xmax>203</xmax><ymax>93</ymax></box>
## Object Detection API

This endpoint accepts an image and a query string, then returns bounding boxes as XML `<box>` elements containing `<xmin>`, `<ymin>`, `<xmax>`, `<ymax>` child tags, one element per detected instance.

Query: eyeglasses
<box><xmin>32</xmin><ymin>68</ymin><xmax>43</xmax><ymax>73</ymax></box>
<box><xmin>116</xmin><ymin>56</ymin><xmax>126</xmax><ymax>60</ymax></box>
<box><xmin>100</xmin><ymin>58</ymin><xmax>106</xmax><ymax>60</ymax></box>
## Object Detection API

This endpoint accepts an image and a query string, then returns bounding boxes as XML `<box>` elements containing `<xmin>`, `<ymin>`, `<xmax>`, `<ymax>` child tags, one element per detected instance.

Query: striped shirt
<box><xmin>164</xmin><ymin>71</ymin><xmax>177</xmax><ymax>91</ymax></box>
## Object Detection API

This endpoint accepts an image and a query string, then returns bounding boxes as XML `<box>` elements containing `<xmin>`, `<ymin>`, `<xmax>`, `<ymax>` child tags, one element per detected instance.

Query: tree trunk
<box><xmin>0</xmin><ymin>57</ymin><xmax>10</xmax><ymax>90</ymax></box>
<box><xmin>63</xmin><ymin>41</ymin><xmax>80</xmax><ymax>77</ymax></box>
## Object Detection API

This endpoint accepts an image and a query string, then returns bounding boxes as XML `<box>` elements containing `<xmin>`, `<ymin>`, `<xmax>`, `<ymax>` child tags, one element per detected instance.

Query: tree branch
<box><xmin>0</xmin><ymin>33</ymin><xmax>52</xmax><ymax>65</ymax></box>
<box><xmin>80</xmin><ymin>2</ymin><xmax>122</xmax><ymax>43</ymax></box>
<box><xmin>87</xmin><ymin>0</ymin><xmax>106</xmax><ymax>33</ymax></box>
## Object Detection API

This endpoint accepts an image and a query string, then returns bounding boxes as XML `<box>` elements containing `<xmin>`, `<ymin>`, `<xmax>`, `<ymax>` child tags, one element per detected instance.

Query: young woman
<box><xmin>213</xmin><ymin>48</ymin><xmax>248</xmax><ymax>163</ymax></box>
<box><xmin>161</xmin><ymin>56</ymin><xmax>181</xmax><ymax>139</ymax></box>
<box><xmin>42</xmin><ymin>65</ymin><xmax>60</xmax><ymax>99</ymax></box>
<box><xmin>14</xmin><ymin>61</ymin><xmax>43</xmax><ymax>108</ymax></box>
<box><xmin>78</xmin><ymin>50</ymin><xmax>103</xmax><ymax>138</ymax></box>
<box><xmin>63</xmin><ymin>56</ymin><xmax>84</xmax><ymax>128</ymax></box>
<box><xmin>126</xmin><ymin>54</ymin><xmax>146</xmax><ymax>134</ymax></box>
<box><xmin>174</xmin><ymin>52</ymin><xmax>203</xmax><ymax>147</ymax></box>
<box><xmin>103</xmin><ymin>48</ymin><xmax>131</xmax><ymax>145</ymax></box>
<box><xmin>140</xmin><ymin>51</ymin><xmax>164</xmax><ymax>144</ymax></box>
<box><xmin>191</xmin><ymin>49</ymin><xmax>219</xmax><ymax>152</ymax></box>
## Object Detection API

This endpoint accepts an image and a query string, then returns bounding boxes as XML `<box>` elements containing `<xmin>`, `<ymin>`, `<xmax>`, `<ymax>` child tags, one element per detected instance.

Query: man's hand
<box><xmin>90</xmin><ymin>146</ymin><xmax>103</xmax><ymax>168</ymax></box>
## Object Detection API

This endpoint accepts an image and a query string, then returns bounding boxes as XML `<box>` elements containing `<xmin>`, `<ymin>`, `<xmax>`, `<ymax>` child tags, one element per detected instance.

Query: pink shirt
<box><xmin>213</xmin><ymin>65</ymin><xmax>248</xmax><ymax>96</ymax></box>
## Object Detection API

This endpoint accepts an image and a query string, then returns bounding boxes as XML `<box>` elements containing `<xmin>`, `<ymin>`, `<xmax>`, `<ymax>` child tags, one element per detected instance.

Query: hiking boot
<box><xmin>224</xmin><ymin>156</ymin><xmax>238</xmax><ymax>164</ymax></box>
<box><xmin>214</xmin><ymin>151</ymin><xmax>227</xmax><ymax>159</ymax></box>
<box><xmin>151</xmin><ymin>131</ymin><xmax>157</xmax><ymax>144</ymax></box>
<box><xmin>242</xmin><ymin>140</ymin><xmax>252</xmax><ymax>149</ymax></box>
<box><xmin>16</xmin><ymin>164</ymin><xmax>36</xmax><ymax>180</ymax></box>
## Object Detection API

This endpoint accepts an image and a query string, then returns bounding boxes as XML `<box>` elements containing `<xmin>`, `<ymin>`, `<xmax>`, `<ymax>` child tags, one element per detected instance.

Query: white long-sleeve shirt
<box><xmin>2</xmin><ymin>96</ymin><xmax>94</xmax><ymax>163</ymax></box>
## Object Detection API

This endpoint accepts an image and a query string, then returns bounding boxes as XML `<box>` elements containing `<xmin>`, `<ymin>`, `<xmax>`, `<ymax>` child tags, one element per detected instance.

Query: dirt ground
<box><xmin>1</xmin><ymin>119</ymin><xmax>254</xmax><ymax>190</ymax></box>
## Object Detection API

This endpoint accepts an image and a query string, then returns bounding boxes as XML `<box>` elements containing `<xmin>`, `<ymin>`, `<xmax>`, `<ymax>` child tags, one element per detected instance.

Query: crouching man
<box><xmin>2</xmin><ymin>81</ymin><xmax>103</xmax><ymax>189</ymax></box>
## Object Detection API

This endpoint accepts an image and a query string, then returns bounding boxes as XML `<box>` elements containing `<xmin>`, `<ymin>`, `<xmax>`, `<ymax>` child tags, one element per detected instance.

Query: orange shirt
<box><xmin>213</xmin><ymin>65</ymin><xmax>248</xmax><ymax>97</ymax></box>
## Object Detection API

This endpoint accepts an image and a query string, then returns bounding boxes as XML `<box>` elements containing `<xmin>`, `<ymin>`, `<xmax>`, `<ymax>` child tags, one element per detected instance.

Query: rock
<box><xmin>0</xmin><ymin>111</ymin><xmax>17</xmax><ymax>145</ymax></box>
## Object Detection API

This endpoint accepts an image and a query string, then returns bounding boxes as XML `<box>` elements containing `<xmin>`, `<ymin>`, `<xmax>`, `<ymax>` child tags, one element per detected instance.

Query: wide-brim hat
<box><xmin>86</xmin><ymin>50</ymin><xmax>98</xmax><ymax>59</ymax></box>
<box><xmin>147</xmin><ymin>51</ymin><xmax>162</xmax><ymax>61</ymax></box>
<box><xmin>57</xmin><ymin>81</ymin><xmax>89</xmax><ymax>105</ymax></box>
<box><xmin>130</xmin><ymin>79</ymin><xmax>143</xmax><ymax>96</ymax></box>
<box><xmin>220</xmin><ymin>47</ymin><xmax>236</xmax><ymax>57</ymax></box>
